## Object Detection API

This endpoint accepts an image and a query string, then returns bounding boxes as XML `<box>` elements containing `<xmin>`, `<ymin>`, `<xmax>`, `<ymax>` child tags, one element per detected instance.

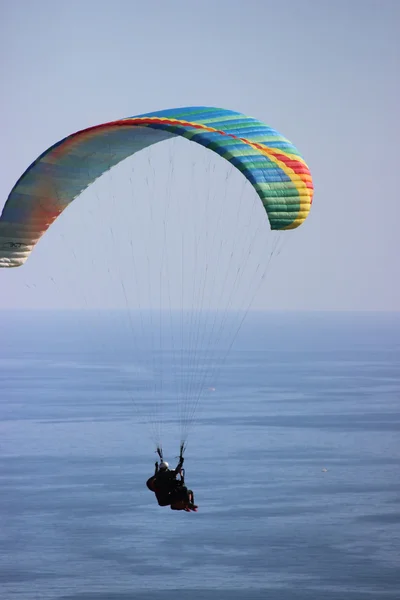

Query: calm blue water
<box><xmin>1</xmin><ymin>311</ymin><xmax>400</xmax><ymax>599</ymax></box>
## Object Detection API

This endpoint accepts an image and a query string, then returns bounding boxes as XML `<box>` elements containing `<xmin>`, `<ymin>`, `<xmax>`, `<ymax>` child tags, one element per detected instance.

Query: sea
<box><xmin>1</xmin><ymin>310</ymin><xmax>399</xmax><ymax>600</ymax></box>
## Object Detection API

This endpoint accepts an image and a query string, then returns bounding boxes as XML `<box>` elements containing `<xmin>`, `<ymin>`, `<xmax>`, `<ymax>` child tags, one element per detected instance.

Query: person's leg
<box><xmin>187</xmin><ymin>489</ymin><xmax>198</xmax><ymax>510</ymax></box>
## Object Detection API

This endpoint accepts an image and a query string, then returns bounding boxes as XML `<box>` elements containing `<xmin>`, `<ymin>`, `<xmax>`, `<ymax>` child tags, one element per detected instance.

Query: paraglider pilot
<box><xmin>146</xmin><ymin>445</ymin><xmax>198</xmax><ymax>512</ymax></box>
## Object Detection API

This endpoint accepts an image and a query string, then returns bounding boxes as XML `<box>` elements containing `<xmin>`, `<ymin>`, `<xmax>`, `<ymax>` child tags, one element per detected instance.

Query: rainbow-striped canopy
<box><xmin>0</xmin><ymin>107</ymin><xmax>313</xmax><ymax>267</ymax></box>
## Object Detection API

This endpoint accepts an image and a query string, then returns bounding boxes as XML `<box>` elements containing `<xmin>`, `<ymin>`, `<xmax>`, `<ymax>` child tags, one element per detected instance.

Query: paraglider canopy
<box><xmin>0</xmin><ymin>106</ymin><xmax>313</xmax><ymax>268</ymax></box>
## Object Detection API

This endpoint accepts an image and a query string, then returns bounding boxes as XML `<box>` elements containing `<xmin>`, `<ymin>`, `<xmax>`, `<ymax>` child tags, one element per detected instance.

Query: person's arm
<box><xmin>173</xmin><ymin>457</ymin><xmax>184</xmax><ymax>475</ymax></box>
<box><xmin>154</xmin><ymin>461</ymin><xmax>159</xmax><ymax>475</ymax></box>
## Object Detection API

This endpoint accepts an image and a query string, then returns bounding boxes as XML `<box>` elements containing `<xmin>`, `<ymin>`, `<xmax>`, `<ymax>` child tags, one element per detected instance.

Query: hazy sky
<box><xmin>1</xmin><ymin>0</ymin><xmax>399</xmax><ymax>311</ymax></box>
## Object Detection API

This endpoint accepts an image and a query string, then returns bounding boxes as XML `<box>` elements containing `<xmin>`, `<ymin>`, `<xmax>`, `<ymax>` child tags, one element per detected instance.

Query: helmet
<box><xmin>159</xmin><ymin>461</ymin><xmax>169</xmax><ymax>470</ymax></box>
